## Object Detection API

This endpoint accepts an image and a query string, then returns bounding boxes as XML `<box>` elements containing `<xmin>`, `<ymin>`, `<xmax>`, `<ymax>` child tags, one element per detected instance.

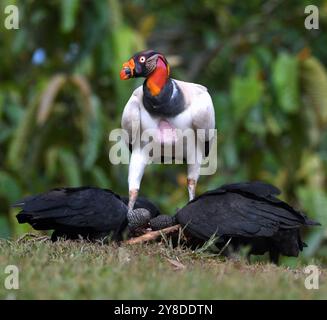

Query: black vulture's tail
<box><xmin>304</xmin><ymin>217</ymin><xmax>321</xmax><ymax>226</ymax></box>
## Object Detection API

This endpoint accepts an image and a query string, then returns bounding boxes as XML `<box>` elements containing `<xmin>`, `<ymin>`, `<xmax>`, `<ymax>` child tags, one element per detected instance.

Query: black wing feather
<box><xmin>14</xmin><ymin>187</ymin><xmax>127</xmax><ymax>239</ymax></box>
<box><xmin>177</xmin><ymin>182</ymin><xmax>319</xmax><ymax>240</ymax></box>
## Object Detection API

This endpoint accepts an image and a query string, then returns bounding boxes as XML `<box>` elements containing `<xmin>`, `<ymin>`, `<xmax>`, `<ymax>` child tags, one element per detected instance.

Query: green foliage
<box><xmin>0</xmin><ymin>0</ymin><xmax>327</xmax><ymax>263</ymax></box>
<box><xmin>272</xmin><ymin>53</ymin><xmax>299</xmax><ymax>113</ymax></box>
<box><xmin>301</xmin><ymin>57</ymin><xmax>327</xmax><ymax>128</ymax></box>
<box><xmin>82</xmin><ymin>95</ymin><xmax>103</xmax><ymax>170</ymax></box>
<box><xmin>60</xmin><ymin>0</ymin><xmax>80</xmax><ymax>33</ymax></box>
<box><xmin>0</xmin><ymin>171</ymin><xmax>21</xmax><ymax>203</ymax></box>
<box><xmin>231</xmin><ymin>74</ymin><xmax>263</xmax><ymax>121</ymax></box>
<box><xmin>58</xmin><ymin>148</ymin><xmax>82</xmax><ymax>186</ymax></box>
<box><xmin>297</xmin><ymin>187</ymin><xmax>327</xmax><ymax>258</ymax></box>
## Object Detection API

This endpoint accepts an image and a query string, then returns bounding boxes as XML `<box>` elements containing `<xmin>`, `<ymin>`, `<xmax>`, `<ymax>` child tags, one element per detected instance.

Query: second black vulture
<box><xmin>150</xmin><ymin>181</ymin><xmax>320</xmax><ymax>263</ymax></box>
<box><xmin>14</xmin><ymin>186</ymin><xmax>160</xmax><ymax>242</ymax></box>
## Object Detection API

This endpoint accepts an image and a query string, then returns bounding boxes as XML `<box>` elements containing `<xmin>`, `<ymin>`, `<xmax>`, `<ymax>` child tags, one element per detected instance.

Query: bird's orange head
<box><xmin>120</xmin><ymin>50</ymin><xmax>170</xmax><ymax>80</ymax></box>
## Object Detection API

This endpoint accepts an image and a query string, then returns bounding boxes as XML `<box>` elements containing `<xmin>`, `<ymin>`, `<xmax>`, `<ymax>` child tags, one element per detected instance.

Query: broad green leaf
<box><xmin>60</xmin><ymin>0</ymin><xmax>79</xmax><ymax>33</ymax></box>
<box><xmin>231</xmin><ymin>75</ymin><xmax>263</xmax><ymax>120</ymax></box>
<box><xmin>272</xmin><ymin>53</ymin><xmax>299</xmax><ymax>113</ymax></box>
<box><xmin>82</xmin><ymin>96</ymin><xmax>103</xmax><ymax>169</ymax></box>
<box><xmin>301</xmin><ymin>57</ymin><xmax>327</xmax><ymax>127</ymax></box>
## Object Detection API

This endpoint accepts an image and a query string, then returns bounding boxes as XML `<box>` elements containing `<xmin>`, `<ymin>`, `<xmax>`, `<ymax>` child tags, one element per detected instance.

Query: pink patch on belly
<box><xmin>158</xmin><ymin>120</ymin><xmax>177</xmax><ymax>144</ymax></box>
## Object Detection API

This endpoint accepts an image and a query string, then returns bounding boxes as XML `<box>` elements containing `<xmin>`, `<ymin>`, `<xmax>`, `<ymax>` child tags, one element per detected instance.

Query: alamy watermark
<box><xmin>2</xmin><ymin>4</ymin><xmax>319</xmax><ymax>31</ymax></box>
<box><xmin>304</xmin><ymin>265</ymin><xmax>319</xmax><ymax>290</ymax></box>
<box><xmin>304</xmin><ymin>5</ymin><xmax>319</xmax><ymax>30</ymax></box>
<box><xmin>108</xmin><ymin>128</ymin><xmax>218</xmax><ymax>176</ymax></box>
<box><xmin>1</xmin><ymin>263</ymin><xmax>321</xmax><ymax>293</ymax></box>
<box><xmin>3</xmin><ymin>265</ymin><xmax>19</xmax><ymax>290</ymax></box>
<box><xmin>3</xmin><ymin>5</ymin><xmax>19</xmax><ymax>29</ymax></box>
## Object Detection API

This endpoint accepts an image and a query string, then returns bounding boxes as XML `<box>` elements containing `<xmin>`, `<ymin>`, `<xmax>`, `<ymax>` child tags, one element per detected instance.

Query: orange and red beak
<box><xmin>120</xmin><ymin>58</ymin><xmax>135</xmax><ymax>80</ymax></box>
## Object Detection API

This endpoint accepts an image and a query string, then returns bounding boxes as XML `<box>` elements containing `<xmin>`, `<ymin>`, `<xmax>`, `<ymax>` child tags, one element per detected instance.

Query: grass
<box><xmin>0</xmin><ymin>236</ymin><xmax>326</xmax><ymax>300</ymax></box>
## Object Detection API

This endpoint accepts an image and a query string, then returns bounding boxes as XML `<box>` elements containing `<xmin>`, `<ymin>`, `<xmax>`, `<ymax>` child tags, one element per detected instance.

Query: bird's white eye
<box><xmin>139</xmin><ymin>56</ymin><xmax>146</xmax><ymax>63</ymax></box>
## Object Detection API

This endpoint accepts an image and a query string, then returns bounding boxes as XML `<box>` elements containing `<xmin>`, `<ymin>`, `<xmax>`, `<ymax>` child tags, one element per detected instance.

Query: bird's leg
<box><xmin>127</xmin><ymin>188</ymin><xmax>140</xmax><ymax>226</ymax></box>
<box><xmin>127</xmin><ymin>150</ymin><xmax>151</xmax><ymax>230</ymax></box>
<box><xmin>127</xmin><ymin>189</ymin><xmax>151</xmax><ymax>232</ymax></box>
<box><xmin>186</xmin><ymin>150</ymin><xmax>201</xmax><ymax>201</ymax></box>
<box><xmin>128</xmin><ymin>189</ymin><xmax>138</xmax><ymax>211</ymax></box>
<box><xmin>187</xmin><ymin>178</ymin><xmax>197</xmax><ymax>201</ymax></box>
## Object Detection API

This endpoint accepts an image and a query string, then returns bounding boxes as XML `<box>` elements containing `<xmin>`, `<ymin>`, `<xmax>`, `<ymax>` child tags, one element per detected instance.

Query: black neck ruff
<box><xmin>142</xmin><ymin>79</ymin><xmax>185</xmax><ymax>117</ymax></box>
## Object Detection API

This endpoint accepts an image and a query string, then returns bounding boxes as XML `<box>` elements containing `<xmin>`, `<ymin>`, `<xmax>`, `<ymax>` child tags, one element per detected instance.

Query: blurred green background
<box><xmin>0</xmin><ymin>0</ymin><xmax>327</xmax><ymax>261</ymax></box>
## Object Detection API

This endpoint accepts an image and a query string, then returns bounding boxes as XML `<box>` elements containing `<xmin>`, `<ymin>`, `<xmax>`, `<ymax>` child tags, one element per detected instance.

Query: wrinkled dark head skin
<box><xmin>120</xmin><ymin>50</ymin><xmax>169</xmax><ymax>80</ymax></box>
<box><xmin>121</xmin><ymin>195</ymin><xmax>161</xmax><ymax>219</ymax></box>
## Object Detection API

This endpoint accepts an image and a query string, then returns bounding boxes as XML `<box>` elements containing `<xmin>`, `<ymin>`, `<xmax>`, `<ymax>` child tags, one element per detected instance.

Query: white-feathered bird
<box><xmin>120</xmin><ymin>50</ymin><xmax>215</xmax><ymax>228</ymax></box>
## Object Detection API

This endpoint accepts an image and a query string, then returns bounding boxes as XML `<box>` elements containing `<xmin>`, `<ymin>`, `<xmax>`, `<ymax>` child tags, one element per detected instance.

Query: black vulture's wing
<box><xmin>190</xmin><ymin>182</ymin><xmax>319</xmax><ymax>226</ymax></box>
<box><xmin>220</xmin><ymin>181</ymin><xmax>281</xmax><ymax>197</ymax></box>
<box><xmin>176</xmin><ymin>183</ymin><xmax>320</xmax><ymax>241</ymax></box>
<box><xmin>177</xmin><ymin>192</ymin><xmax>277</xmax><ymax>240</ymax></box>
<box><xmin>195</xmin><ymin>181</ymin><xmax>280</xmax><ymax>200</ymax></box>
<box><xmin>14</xmin><ymin>187</ymin><xmax>127</xmax><ymax>235</ymax></box>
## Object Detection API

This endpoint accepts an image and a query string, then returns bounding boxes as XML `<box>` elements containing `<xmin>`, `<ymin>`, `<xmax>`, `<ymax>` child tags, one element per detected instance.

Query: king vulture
<box><xmin>120</xmin><ymin>50</ymin><xmax>215</xmax><ymax>229</ymax></box>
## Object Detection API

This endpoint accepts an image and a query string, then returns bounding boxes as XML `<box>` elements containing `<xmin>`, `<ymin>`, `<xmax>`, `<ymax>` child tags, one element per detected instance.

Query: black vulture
<box><xmin>14</xmin><ymin>186</ymin><xmax>160</xmax><ymax>242</ymax></box>
<box><xmin>149</xmin><ymin>181</ymin><xmax>320</xmax><ymax>263</ymax></box>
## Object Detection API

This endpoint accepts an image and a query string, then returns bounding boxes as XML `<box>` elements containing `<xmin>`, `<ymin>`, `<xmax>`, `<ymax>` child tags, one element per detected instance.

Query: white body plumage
<box><xmin>121</xmin><ymin>79</ymin><xmax>215</xmax><ymax>199</ymax></box>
